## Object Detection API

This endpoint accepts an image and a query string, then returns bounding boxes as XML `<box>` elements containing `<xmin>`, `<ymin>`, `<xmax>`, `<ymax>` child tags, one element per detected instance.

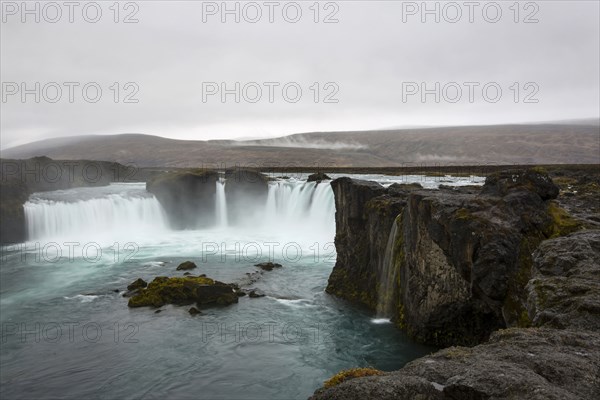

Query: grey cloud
<box><xmin>1</xmin><ymin>1</ymin><xmax>598</xmax><ymax>149</ymax></box>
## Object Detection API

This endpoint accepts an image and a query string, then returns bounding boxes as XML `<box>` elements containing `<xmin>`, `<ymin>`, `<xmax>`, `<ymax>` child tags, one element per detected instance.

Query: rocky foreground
<box><xmin>312</xmin><ymin>168</ymin><xmax>599</xmax><ymax>399</ymax></box>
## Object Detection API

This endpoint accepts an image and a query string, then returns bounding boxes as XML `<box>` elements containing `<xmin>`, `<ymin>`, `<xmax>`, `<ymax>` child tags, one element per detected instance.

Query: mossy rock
<box><xmin>323</xmin><ymin>368</ymin><xmax>385</xmax><ymax>388</ymax></box>
<box><xmin>128</xmin><ymin>276</ymin><xmax>238</xmax><ymax>308</ymax></box>
<box><xmin>544</xmin><ymin>202</ymin><xmax>583</xmax><ymax>238</ymax></box>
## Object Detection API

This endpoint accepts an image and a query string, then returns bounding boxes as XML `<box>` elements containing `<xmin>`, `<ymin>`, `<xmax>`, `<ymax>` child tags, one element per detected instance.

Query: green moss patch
<box><xmin>545</xmin><ymin>202</ymin><xmax>583</xmax><ymax>238</ymax></box>
<box><xmin>323</xmin><ymin>368</ymin><xmax>385</xmax><ymax>388</ymax></box>
<box><xmin>128</xmin><ymin>276</ymin><xmax>238</xmax><ymax>309</ymax></box>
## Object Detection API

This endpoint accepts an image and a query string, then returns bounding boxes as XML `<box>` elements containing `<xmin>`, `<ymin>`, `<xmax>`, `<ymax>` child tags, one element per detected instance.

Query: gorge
<box><xmin>1</xmin><ymin>158</ymin><xmax>598</xmax><ymax>399</ymax></box>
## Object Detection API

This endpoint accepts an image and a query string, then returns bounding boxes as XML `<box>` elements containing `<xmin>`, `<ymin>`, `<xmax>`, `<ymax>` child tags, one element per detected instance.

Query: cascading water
<box><xmin>24</xmin><ymin>183</ymin><xmax>170</xmax><ymax>243</ymax></box>
<box><xmin>215</xmin><ymin>179</ymin><xmax>228</xmax><ymax>227</ymax></box>
<box><xmin>263</xmin><ymin>180</ymin><xmax>335</xmax><ymax>240</ymax></box>
<box><xmin>23</xmin><ymin>179</ymin><xmax>336</xmax><ymax>245</ymax></box>
<box><xmin>376</xmin><ymin>220</ymin><xmax>399</xmax><ymax>318</ymax></box>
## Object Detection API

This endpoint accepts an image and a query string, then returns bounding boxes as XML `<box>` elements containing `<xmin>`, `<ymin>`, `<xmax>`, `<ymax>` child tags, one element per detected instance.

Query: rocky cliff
<box><xmin>315</xmin><ymin>168</ymin><xmax>599</xmax><ymax>399</ymax></box>
<box><xmin>327</xmin><ymin>169</ymin><xmax>581</xmax><ymax>346</ymax></box>
<box><xmin>326</xmin><ymin>179</ymin><xmax>424</xmax><ymax>310</ymax></box>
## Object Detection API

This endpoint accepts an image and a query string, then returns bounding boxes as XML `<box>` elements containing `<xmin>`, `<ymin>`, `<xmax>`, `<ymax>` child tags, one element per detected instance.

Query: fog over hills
<box><xmin>2</xmin><ymin>122</ymin><xmax>599</xmax><ymax>167</ymax></box>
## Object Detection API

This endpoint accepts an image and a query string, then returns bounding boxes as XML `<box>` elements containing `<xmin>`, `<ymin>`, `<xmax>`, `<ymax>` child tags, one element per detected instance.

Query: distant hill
<box><xmin>2</xmin><ymin>122</ymin><xmax>599</xmax><ymax>167</ymax></box>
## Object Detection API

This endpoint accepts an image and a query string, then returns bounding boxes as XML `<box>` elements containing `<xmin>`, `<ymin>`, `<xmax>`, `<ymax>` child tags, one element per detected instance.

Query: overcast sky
<box><xmin>1</xmin><ymin>0</ymin><xmax>599</xmax><ymax>149</ymax></box>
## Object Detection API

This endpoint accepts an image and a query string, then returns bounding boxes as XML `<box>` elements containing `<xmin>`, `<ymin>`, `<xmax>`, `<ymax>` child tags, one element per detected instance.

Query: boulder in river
<box><xmin>176</xmin><ymin>261</ymin><xmax>197</xmax><ymax>271</ymax></box>
<box><xmin>127</xmin><ymin>276</ymin><xmax>239</xmax><ymax>308</ymax></box>
<box><xmin>255</xmin><ymin>262</ymin><xmax>282</xmax><ymax>271</ymax></box>
<box><xmin>248</xmin><ymin>290</ymin><xmax>265</xmax><ymax>298</ymax></box>
<box><xmin>127</xmin><ymin>278</ymin><xmax>148</xmax><ymax>291</ymax></box>
<box><xmin>188</xmin><ymin>307</ymin><xmax>201</xmax><ymax>316</ymax></box>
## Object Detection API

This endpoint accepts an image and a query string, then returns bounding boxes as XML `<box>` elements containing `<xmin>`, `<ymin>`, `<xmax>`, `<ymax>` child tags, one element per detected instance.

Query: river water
<box><xmin>0</xmin><ymin>174</ymin><xmax>483</xmax><ymax>399</ymax></box>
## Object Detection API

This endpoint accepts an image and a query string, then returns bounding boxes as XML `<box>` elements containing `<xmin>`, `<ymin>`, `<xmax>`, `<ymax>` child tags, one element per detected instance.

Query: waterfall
<box><xmin>263</xmin><ymin>180</ymin><xmax>335</xmax><ymax>239</ymax></box>
<box><xmin>376</xmin><ymin>221</ymin><xmax>399</xmax><ymax>318</ymax></box>
<box><xmin>215</xmin><ymin>179</ymin><xmax>228</xmax><ymax>227</ymax></box>
<box><xmin>24</xmin><ymin>184</ymin><xmax>169</xmax><ymax>243</ymax></box>
<box><xmin>23</xmin><ymin>179</ymin><xmax>336</xmax><ymax>245</ymax></box>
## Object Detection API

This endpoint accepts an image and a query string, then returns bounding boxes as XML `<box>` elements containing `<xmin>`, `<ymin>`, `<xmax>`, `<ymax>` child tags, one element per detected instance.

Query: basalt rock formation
<box><xmin>326</xmin><ymin>179</ymin><xmax>419</xmax><ymax>310</ymax></box>
<box><xmin>146</xmin><ymin>170</ymin><xmax>220</xmax><ymax>229</ymax></box>
<box><xmin>326</xmin><ymin>169</ymin><xmax>581</xmax><ymax>347</ymax></box>
<box><xmin>315</xmin><ymin>168</ymin><xmax>599</xmax><ymax>399</ymax></box>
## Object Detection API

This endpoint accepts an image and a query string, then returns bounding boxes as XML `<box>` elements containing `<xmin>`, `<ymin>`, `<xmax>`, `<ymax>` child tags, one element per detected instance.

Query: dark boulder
<box><xmin>176</xmin><ymin>261</ymin><xmax>197</xmax><ymax>271</ymax></box>
<box><xmin>307</xmin><ymin>172</ymin><xmax>331</xmax><ymax>183</ymax></box>
<box><xmin>482</xmin><ymin>168</ymin><xmax>559</xmax><ymax>200</ymax></box>
<box><xmin>248</xmin><ymin>290</ymin><xmax>265</xmax><ymax>298</ymax></box>
<box><xmin>255</xmin><ymin>262</ymin><xmax>282</xmax><ymax>271</ymax></box>
<box><xmin>188</xmin><ymin>307</ymin><xmax>201</xmax><ymax>316</ymax></box>
<box><xmin>127</xmin><ymin>278</ymin><xmax>148</xmax><ymax>291</ymax></box>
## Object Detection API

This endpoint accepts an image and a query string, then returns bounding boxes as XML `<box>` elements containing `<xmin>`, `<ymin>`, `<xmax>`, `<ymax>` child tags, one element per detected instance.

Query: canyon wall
<box><xmin>315</xmin><ymin>169</ymin><xmax>599</xmax><ymax>399</ymax></box>
<box><xmin>327</xmin><ymin>169</ymin><xmax>572</xmax><ymax>346</ymax></box>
